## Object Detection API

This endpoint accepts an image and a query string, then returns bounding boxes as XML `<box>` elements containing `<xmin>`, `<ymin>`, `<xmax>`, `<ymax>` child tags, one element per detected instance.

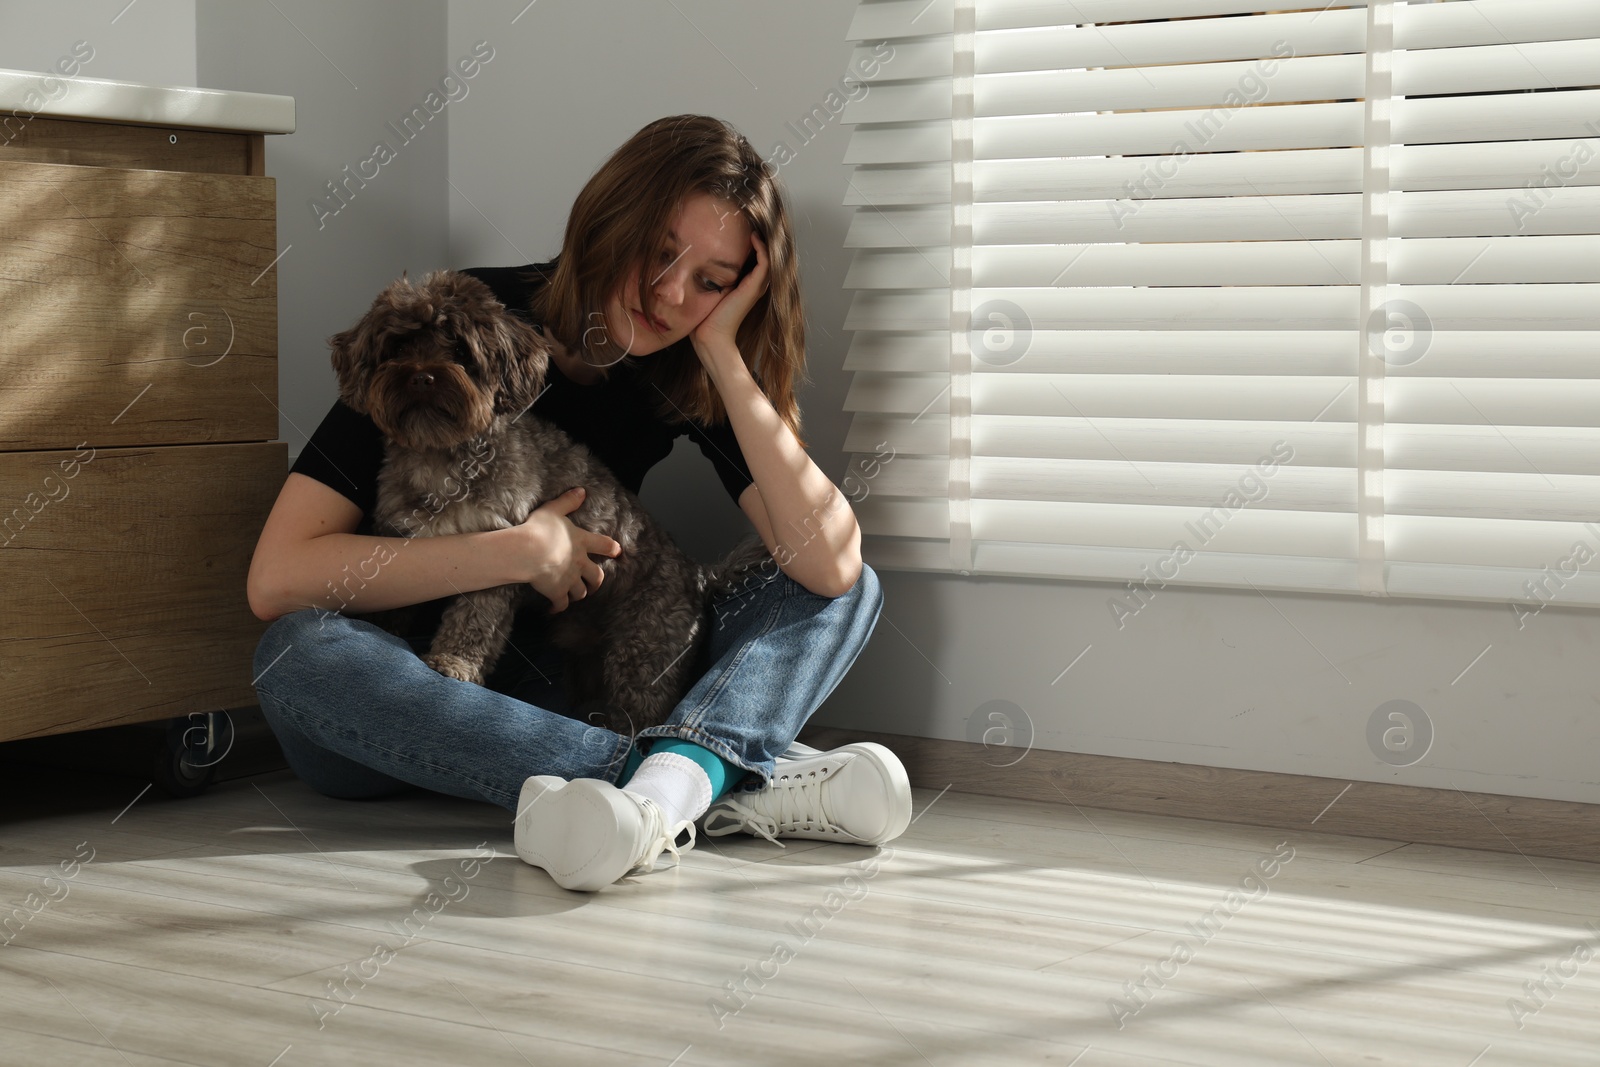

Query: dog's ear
<box><xmin>328</xmin><ymin>278</ymin><xmax>416</xmax><ymax>415</ymax></box>
<box><xmin>494</xmin><ymin>314</ymin><xmax>551</xmax><ymax>417</ymax></box>
<box><xmin>327</xmin><ymin>317</ymin><xmax>376</xmax><ymax>415</ymax></box>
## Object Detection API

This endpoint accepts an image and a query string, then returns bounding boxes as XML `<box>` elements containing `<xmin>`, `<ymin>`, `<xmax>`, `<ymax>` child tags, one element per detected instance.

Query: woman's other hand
<box><xmin>514</xmin><ymin>487</ymin><xmax>623</xmax><ymax>613</ymax></box>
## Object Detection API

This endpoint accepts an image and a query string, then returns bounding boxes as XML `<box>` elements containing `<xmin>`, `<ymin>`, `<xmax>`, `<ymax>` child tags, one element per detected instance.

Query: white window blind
<box><xmin>838</xmin><ymin>0</ymin><xmax>1600</xmax><ymax>611</ymax></box>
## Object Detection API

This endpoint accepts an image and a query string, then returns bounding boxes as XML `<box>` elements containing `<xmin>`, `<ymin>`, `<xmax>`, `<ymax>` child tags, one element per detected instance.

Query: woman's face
<box><xmin>600</xmin><ymin>191</ymin><xmax>753</xmax><ymax>357</ymax></box>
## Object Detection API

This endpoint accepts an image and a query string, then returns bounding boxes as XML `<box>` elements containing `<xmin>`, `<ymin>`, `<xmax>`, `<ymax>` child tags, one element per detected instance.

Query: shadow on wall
<box><xmin>814</xmin><ymin>568</ymin><xmax>950</xmax><ymax>738</ymax></box>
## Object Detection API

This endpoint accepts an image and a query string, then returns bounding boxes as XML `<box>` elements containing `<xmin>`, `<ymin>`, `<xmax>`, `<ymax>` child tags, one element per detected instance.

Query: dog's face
<box><xmin>328</xmin><ymin>270</ymin><xmax>550</xmax><ymax>451</ymax></box>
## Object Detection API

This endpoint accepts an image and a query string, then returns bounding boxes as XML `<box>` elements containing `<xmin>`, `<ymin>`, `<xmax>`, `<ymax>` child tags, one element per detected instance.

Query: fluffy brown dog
<box><xmin>328</xmin><ymin>269</ymin><xmax>769</xmax><ymax>736</ymax></box>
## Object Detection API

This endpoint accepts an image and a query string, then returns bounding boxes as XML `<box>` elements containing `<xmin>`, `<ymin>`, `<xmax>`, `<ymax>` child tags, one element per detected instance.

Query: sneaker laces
<box><xmin>627</xmin><ymin>797</ymin><xmax>697</xmax><ymax>876</ymax></box>
<box><xmin>702</xmin><ymin>766</ymin><xmax>839</xmax><ymax>847</ymax></box>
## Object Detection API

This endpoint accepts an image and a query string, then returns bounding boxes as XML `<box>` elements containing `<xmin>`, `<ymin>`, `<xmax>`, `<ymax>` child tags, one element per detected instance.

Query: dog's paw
<box><xmin>424</xmin><ymin>651</ymin><xmax>486</xmax><ymax>686</ymax></box>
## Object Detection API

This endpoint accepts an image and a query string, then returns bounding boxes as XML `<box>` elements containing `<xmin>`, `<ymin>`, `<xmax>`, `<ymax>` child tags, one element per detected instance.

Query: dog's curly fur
<box><xmin>328</xmin><ymin>268</ymin><xmax>771</xmax><ymax>737</ymax></box>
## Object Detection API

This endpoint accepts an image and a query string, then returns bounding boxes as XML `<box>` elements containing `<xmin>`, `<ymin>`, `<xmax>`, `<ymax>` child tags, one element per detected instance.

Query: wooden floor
<box><xmin>2</xmin><ymin>766</ymin><xmax>1598</xmax><ymax>1066</ymax></box>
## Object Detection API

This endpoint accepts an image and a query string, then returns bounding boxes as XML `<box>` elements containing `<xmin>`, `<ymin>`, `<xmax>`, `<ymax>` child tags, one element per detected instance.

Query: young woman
<box><xmin>245</xmin><ymin>115</ymin><xmax>910</xmax><ymax>891</ymax></box>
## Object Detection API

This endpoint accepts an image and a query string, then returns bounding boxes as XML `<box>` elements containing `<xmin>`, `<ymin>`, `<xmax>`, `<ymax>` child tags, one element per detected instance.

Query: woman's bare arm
<box><xmin>246</xmin><ymin>473</ymin><xmax>619</xmax><ymax>622</ymax></box>
<box><xmin>687</xmin><ymin>231</ymin><xmax>862</xmax><ymax>598</ymax></box>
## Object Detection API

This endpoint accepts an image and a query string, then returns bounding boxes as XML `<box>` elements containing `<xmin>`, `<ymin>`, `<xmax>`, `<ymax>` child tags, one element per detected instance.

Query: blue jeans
<box><xmin>250</xmin><ymin>563</ymin><xmax>882</xmax><ymax>813</ymax></box>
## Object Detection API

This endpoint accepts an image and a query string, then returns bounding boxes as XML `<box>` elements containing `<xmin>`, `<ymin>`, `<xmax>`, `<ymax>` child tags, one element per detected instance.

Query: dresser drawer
<box><xmin>0</xmin><ymin>440</ymin><xmax>285</xmax><ymax>741</ymax></box>
<box><xmin>0</xmin><ymin>158</ymin><xmax>277</xmax><ymax>452</ymax></box>
<box><xmin>0</xmin><ymin>116</ymin><xmax>262</xmax><ymax>175</ymax></box>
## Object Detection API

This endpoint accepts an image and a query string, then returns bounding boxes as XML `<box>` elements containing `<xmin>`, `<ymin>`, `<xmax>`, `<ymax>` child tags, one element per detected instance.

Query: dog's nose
<box><xmin>408</xmin><ymin>371</ymin><xmax>435</xmax><ymax>391</ymax></box>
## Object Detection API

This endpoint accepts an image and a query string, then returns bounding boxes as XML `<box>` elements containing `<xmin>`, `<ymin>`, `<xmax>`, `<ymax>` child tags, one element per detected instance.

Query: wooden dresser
<box><xmin>0</xmin><ymin>68</ymin><xmax>295</xmax><ymax>745</ymax></box>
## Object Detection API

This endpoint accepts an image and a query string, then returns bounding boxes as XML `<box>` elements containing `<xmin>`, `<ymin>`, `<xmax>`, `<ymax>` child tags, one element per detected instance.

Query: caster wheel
<box><xmin>155</xmin><ymin>712</ymin><xmax>234</xmax><ymax>798</ymax></box>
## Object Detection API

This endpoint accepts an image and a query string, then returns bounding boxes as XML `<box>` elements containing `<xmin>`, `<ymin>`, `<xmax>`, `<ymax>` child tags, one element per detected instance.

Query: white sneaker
<box><xmin>701</xmin><ymin>742</ymin><xmax>911</xmax><ymax>848</ymax></box>
<box><xmin>513</xmin><ymin>776</ymin><xmax>694</xmax><ymax>891</ymax></box>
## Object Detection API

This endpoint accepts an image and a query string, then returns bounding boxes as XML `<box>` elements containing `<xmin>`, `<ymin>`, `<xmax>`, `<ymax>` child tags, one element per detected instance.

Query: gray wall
<box><xmin>194</xmin><ymin>0</ymin><xmax>451</xmax><ymax>463</ymax></box>
<box><xmin>832</xmin><ymin>571</ymin><xmax>1600</xmax><ymax>805</ymax></box>
<box><xmin>8</xmin><ymin>1</ymin><xmax>1594</xmax><ymax>806</ymax></box>
<box><xmin>0</xmin><ymin>0</ymin><xmax>195</xmax><ymax>87</ymax></box>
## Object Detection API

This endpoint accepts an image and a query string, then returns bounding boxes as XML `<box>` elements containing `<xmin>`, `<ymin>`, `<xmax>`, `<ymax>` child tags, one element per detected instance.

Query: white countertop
<box><xmin>0</xmin><ymin>66</ymin><xmax>295</xmax><ymax>134</ymax></box>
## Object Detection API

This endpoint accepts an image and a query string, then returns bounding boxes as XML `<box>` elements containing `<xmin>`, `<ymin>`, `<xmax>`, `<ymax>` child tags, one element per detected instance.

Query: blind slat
<box><xmin>847</xmin><ymin>238</ymin><xmax>1600</xmax><ymax>288</ymax></box>
<box><xmin>844</xmin><ymin>141</ymin><xmax>1600</xmax><ymax>205</ymax></box>
<box><xmin>844</xmin><ymin>330</ymin><xmax>1598</xmax><ymax>377</ymax></box>
<box><xmin>846</xmin><ymin>0</ymin><xmax>1372</xmax><ymax>39</ymax></box>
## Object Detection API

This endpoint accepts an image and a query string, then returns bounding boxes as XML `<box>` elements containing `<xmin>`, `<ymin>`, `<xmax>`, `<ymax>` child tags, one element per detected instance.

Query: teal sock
<box><xmin>617</xmin><ymin>742</ymin><xmax>645</xmax><ymax>785</ymax></box>
<box><xmin>648</xmin><ymin>738</ymin><xmax>741</xmax><ymax>802</ymax></box>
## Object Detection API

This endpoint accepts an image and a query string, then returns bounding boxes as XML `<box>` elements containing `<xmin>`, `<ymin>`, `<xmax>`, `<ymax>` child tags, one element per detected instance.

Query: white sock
<box><xmin>622</xmin><ymin>753</ymin><xmax>712</xmax><ymax>829</ymax></box>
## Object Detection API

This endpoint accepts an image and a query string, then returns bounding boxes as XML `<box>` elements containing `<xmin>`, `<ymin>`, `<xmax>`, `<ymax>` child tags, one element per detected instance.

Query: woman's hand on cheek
<box><xmin>692</xmin><ymin>231</ymin><xmax>769</xmax><ymax>358</ymax></box>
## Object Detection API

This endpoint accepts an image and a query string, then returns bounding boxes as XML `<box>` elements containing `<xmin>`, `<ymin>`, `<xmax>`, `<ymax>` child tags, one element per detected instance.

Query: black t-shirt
<box><xmin>290</xmin><ymin>260</ymin><xmax>755</xmax><ymax>536</ymax></box>
<box><xmin>288</xmin><ymin>260</ymin><xmax>756</xmax><ymax>656</ymax></box>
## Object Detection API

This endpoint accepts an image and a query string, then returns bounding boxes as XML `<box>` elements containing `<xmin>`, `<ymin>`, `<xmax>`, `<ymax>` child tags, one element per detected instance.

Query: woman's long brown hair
<box><xmin>529</xmin><ymin>114</ymin><xmax>807</xmax><ymax>447</ymax></box>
